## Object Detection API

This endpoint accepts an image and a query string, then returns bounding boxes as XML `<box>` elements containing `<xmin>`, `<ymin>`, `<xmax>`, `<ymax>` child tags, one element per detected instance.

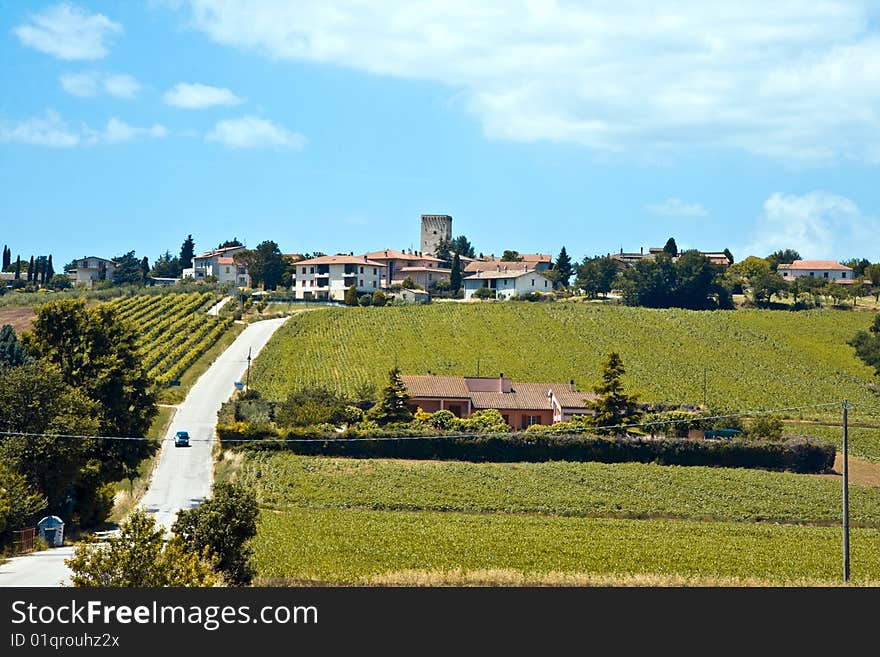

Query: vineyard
<box><xmin>242</xmin><ymin>453</ymin><xmax>880</xmax><ymax>526</ymax></box>
<box><xmin>254</xmin><ymin>508</ymin><xmax>880</xmax><ymax>584</ymax></box>
<box><xmin>236</xmin><ymin>450</ymin><xmax>880</xmax><ymax>584</ymax></box>
<box><xmin>109</xmin><ymin>292</ymin><xmax>234</xmax><ymax>385</ymax></box>
<box><xmin>249</xmin><ymin>304</ymin><xmax>879</xmax><ymax>419</ymax></box>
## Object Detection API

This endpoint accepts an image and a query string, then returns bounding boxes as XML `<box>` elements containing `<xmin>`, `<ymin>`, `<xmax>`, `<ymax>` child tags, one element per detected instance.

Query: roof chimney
<box><xmin>569</xmin><ymin>379</ymin><xmax>574</xmax><ymax>392</ymax></box>
<box><xmin>364</xmin><ymin>255</ymin><xmax>368</xmax><ymax>262</ymax></box>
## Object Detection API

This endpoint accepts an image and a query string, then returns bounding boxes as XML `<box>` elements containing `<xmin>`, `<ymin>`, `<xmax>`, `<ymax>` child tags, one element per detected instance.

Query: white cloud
<box><xmin>0</xmin><ymin>111</ymin><xmax>80</xmax><ymax>147</ymax></box>
<box><xmin>60</xmin><ymin>71</ymin><xmax>99</xmax><ymax>97</ymax></box>
<box><xmin>206</xmin><ymin>116</ymin><xmax>306</xmax><ymax>149</ymax></box>
<box><xmin>0</xmin><ymin>111</ymin><xmax>166</xmax><ymax>147</ymax></box>
<box><xmin>741</xmin><ymin>192</ymin><xmax>880</xmax><ymax>260</ymax></box>
<box><xmin>163</xmin><ymin>82</ymin><xmax>244</xmax><ymax>109</ymax></box>
<box><xmin>103</xmin><ymin>74</ymin><xmax>141</xmax><ymax>99</ymax></box>
<box><xmin>60</xmin><ymin>71</ymin><xmax>140</xmax><ymax>99</ymax></box>
<box><xmin>646</xmin><ymin>198</ymin><xmax>708</xmax><ymax>217</ymax></box>
<box><xmin>15</xmin><ymin>3</ymin><xmax>122</xmax><ymax>60</ymax></box>
<box><xmin>181</xmin><ymin>0</ymin><xmax>880</xmax><ymax>164</ymax></box>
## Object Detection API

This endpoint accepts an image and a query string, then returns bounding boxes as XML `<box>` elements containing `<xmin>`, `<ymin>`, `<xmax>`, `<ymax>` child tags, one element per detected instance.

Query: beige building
<box><xmin>66</xmin><ymin>256</ymin><xmax>118</xmax><ymax>287</ymax></box>
<box><xmin>777</xmin><ymin>260</ymin><xmax>853</xmax><ymax>282</ymax></box>
<box><xmin>364</xmin><ymin>249</ymin><xmax>451</xmax><ymax>289</ymax></box>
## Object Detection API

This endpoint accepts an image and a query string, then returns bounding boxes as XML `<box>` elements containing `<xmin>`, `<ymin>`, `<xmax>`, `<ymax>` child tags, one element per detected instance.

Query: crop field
<box><xmin>249</xmin><ymin>304</ymin><xmax>878</xmax><ymax>421</ymax></box>
<box><xmin>254</xmin><ymin>508</ymin><xmax>880</xmax><ymax>584</ymax></box>
<box><xmin>109</xmin><ymin>292</ymin><xmax>233</xmax><ymax>384</ymax></box>
<box><xmin>239</xmin><ymin>452</ymin><xmax>880</xmax><ymax>584</ymax></box>
<box><xmin>242</xmin><ymin>453</ymin><xmax>880</xmax><ymax>525</ymax></box>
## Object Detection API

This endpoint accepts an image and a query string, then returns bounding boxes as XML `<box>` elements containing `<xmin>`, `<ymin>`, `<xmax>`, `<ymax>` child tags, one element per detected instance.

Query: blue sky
<box><xmin>2</xmin><ymin>1</ymin><xmax>880</xmax><ymax>268</ymax></box>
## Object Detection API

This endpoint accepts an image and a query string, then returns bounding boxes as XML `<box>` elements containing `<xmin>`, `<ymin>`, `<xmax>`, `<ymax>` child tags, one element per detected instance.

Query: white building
<box><xmin>294</xmin><ymin>255</ymin><xmax>387</xmax><ymax>301</ymax></box>
<box><xmin>777</xmin><ymin>260</ymin><xmax>853</xmax><ymax>282</ymax></box>
<box><xmin>66</xmin><ymin>256</ymin><xmax>118</xmax><ymax>287</ymax></box>
<box><xmin>463</xmin><ymin>268</ymin><xmax>553</xmax><ymax>300</ymax></box>
<box><xmin>181</xmin><ymin>246</ymin><xmax>250</xmax><ymax>287</ymax></box>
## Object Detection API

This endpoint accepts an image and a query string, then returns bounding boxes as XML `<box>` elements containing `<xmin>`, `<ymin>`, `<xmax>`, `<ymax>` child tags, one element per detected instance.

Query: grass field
<box><xmin>239</xmin><ymin>452</ymin><xmax>880</xmax><ymax>584</ymax></box>
<box><xmin>249</xmin><ymin>304</ymin><xmax>879</xmax><ymax>422</ymax></box>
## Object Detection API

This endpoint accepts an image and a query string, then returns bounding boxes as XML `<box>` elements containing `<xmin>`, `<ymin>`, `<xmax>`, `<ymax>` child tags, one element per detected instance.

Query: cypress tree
<box><xmin>14</xmin><ymin>256</ymin><xmax>20</xmax><ymax>280</ymax></box>
<box><xmin>141</xmin><ymin>256</ymin><xmax>150</xmax><ymax>282</ymax></box>
<box><xmin>552</xmin><ymin>246</ymin><xmax>573</xmax><ymax>289</ymax></box>
<box><xmin>450</xmin><ymin>252</ymin><xmax>462</xmax><ymax>294</ymax></box>
<box><xmin>180</xmin><ymin>235</ymin><xmax>195</xmax><ymax>270</ymax></box>
<box><xmin>46</xmin><ymin>255</ymin><xmax>54</xmax><ymax>280</ymax></box>
<box><xmin>28</xmin><ymin>256</ymin><xmax>34</xmax><ymax>282</ymax></box>
<box><xmin>2</xmin><ymin>246</ymin><xmax>9</xmax><ymax>270</ymax></box>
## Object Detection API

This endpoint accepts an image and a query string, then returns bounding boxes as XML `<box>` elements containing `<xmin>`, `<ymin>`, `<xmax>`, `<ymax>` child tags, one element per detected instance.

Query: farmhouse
<box><xmin>66</xmin><ymin>256</ymin><xmax>118</xmax><ymax>287</ymax></box>
<box><xmin>777</xmin><ymin>260</ymin><xmax>853</xmax><ymax>282</ymax></box>
<box><xmin>182</xmin><ymin>245</ymin><xmax>250</xmax><ymax>287</ymax></box>
<box><xmin>294</xmin><ymin>254</ymin><xmax>387</xmax><ymax>301</ymax></box>
<box><xmin>401</xmin><ymin>374</ymin><xmax>595</xmax><ymax>430</ymax></box>
<box><xmin>463</xmin><ymin>268</ymin><xmax>552</xmax><ymax>300</ymax></box>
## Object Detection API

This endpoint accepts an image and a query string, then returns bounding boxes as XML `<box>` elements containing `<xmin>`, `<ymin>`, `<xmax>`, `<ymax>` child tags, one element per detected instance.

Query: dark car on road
<box><xmin>174</xmin><ymin>430</ymin><xmax>190</xmax><ymax>447</ymax></box>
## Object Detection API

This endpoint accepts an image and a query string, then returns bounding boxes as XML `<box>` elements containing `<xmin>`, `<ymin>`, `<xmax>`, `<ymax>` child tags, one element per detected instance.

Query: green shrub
<box><xmin>220</xmin><ymin>429</ymin><xmax>835</xmax><ymax>473</ymax></box>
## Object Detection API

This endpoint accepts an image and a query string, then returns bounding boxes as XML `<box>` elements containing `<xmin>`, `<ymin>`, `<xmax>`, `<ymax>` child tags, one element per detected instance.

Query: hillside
<box><xmin>249</xmin><ymin>303</ymin><xmax>879</xmax><ymax>418</ymax></box>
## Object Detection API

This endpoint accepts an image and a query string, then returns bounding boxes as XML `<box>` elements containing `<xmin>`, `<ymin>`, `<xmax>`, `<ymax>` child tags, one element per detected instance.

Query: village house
<box><xmin>462</xmin><ymin>268</ymin><xmax>553</xmax><ymax>300</ymax></box>
<box><xmin>66</xmin><ymin>256</ymin><xmax>118</xmax><ymax>287</ymax></box>
<box><xmin>401</xmin><ymin>374</ymin><xmax>595</xmax><ymax>430</ymax></box>
<box><xmin>612</xmin><ymin>247</ymin><xmax>733</xmax><ymax>269</ymax></box>
<box><xmin>464</xmin><ymin>253</ymin><xmax>552</xmax><ymax>274</ymax></box>
<box><xmin>363</xmin><ymin>249</ymin><xmax>451</xmax><ymax>289</ymax></box>
<box><xmin>777</xmin><ymin>260</ymin><xmax>854</xmax><ymax>282</ymax></box>
<box><xmin>181</xmin><ymin>245</ymin><xmax>251</xmax><ymax>287</ymax></box>
<box><xmin>293</xmin><ymin>254</ymin><xmax>387</xmax><ymax>301</ymax></box>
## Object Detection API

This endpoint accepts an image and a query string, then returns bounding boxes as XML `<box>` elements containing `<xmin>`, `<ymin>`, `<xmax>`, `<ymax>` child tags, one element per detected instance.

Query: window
<box><xmin>360</xmin><ymin>266</ymin><xmax>364</xmax><ymax>274</ymax></box>
<box><xmin>823</xmin><ymin>272</ymin><xmax>829</xmax><ymax>278</ymax></box>
<box><xmin>544</xmin><ymin>280</ymin><xmax>548</xmax><ymax>287</ymax></box>
<box><xmin>842</xmin><ymin>272</ymin><xmax>847</xmax><ymax>279</ymax></box>
<box><xmin>429</xmin><ymin>274</ymin><xmax>433</xmax><ymax>281</ymax></box>
<box><xmin>310</xmin><ymin>267</ymin><xmax>315</xmax><ymax>274</ymax></box>
<box><xmin>531</xmin><ymin>279</ymin><xmax>535</xmax><ymax>286</ymax></box>
<box><xmin>359</xmin><ymin>279</ymin><xmax>363</xmax><ymax>287</ymax></box>
<box><xmin>373</xmin><ymin>268</ymin><xmax>377</xmax><ymax>275</ymax></box>
<box><xmin>810</xmin><ymin>272</ymin><xmax>815</xmax><ymax>277</ymax></box>
<box><xmin>225</xmin><ymin>266</ymin><xmax>230</xmax><ymax>274</ymax></box>
<box><xmin>372</xmin><ymin>281</ymin><xmax>377</xmax><ymax>288</ymax></box>
<box><xmin>302</xmin><ymin>267</ymin><xmax>306</xmax><ymax>274</ymax></box>
<box><xmin>522</xmin><ymin>415</ymin><xmax>540</xmax><ymax>429</ymax></box>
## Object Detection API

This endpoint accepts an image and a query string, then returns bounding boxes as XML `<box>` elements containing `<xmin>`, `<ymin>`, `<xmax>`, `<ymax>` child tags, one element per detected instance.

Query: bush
<box><xmin>358</xmin><ymin>294</ymin><xmax>372</xmax><ymax>307</ymax></box>
<box><xmin>372</xmin><ymin>291</ymin><xmax>387</xmax><ymax>307</ymax></box>
<box><xmin>747</xmin><ymin>415</ymin><xmax>784</xmax><ymax>441</ymax></box>
<box><xmin>472</xmin><ymin>287</ymin><xmax>495</xmax><ymax>300</ymax></box>
<box><xmin>220</xmin><ymin>429</ymin><xmax>835</xmax><ymax>473</ymax></box>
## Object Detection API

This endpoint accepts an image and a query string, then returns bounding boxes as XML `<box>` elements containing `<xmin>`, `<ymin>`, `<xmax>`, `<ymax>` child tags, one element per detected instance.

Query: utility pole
<box><xmin>703</xmin><ymin>366</ymin><xmax>707</xmax><ymax>408</ymax></box>
<box><xmin>842</xmin><ymin>399</ymin><xmax>850</xmax><ymax>583</ymax></box>
<box><xmin>245</xmin><ymin>347</ymin><xmax>252</xmax><ymax>394</ymax></box>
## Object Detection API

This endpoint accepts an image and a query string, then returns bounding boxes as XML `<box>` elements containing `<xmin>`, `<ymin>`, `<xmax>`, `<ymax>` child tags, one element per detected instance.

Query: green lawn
<box><xmin>249</xmin><ymin>304</ymin><xmax>878</xmax><ymax>423</ymax></box>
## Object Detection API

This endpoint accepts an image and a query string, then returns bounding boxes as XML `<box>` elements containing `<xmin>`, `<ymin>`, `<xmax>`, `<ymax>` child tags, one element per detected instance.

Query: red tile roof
<box><xmin>296</xmin><ymin>255</ymin><xmax>387</xmax><ymax>267</ymax></box>
<box><xmin>365</xmin><ymin>249</ymin><xmax>446</xmax><ymax>263</ymax></box>
<box><xmin>786</xmin><ymin>260</ymin><xmax>853</xmax><ymax>271</ymax></box>
<box><xmin>402</xmin><ymin>376</ymin><xmax>596</xmax><ymax>412</ymax></box>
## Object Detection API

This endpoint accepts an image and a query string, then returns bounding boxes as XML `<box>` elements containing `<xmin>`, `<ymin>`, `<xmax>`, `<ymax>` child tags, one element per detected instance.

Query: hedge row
<box><xmin>216</xmin><ymin>425</ymin><xmax>835</xmax><ymax>474</ymax></box>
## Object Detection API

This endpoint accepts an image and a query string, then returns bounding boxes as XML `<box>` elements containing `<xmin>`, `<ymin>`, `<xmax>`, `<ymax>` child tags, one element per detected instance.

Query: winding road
<box><xmin>0</xmin><ymin>317</ymin><xmax>288</xmax><ymax>587</ymax></box>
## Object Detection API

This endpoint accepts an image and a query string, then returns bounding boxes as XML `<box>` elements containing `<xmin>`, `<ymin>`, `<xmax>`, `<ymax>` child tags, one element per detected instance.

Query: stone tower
<box><xmin>420</xmin><ymin>214</ymin><xmax>452</xmax><ymax>256</ymax></box>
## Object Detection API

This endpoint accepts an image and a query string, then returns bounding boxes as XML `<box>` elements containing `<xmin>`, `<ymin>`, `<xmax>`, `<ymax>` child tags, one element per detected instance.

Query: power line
<box><xmin>0</xmin><ymin>401</ymin><xmax>844</xmax><ymax>444</ymax></box>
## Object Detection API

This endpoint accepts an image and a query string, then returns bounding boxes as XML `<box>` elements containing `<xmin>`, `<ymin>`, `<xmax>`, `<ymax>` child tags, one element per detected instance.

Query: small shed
<box><xmin>37</xmin><ymin>515</ymin><xmax>65</xmax><ymax>547</ymax></box>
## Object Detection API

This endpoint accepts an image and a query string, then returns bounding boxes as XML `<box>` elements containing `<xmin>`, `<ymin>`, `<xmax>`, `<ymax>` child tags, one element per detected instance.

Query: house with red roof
<box><xmin>363</xmin><ymin>248</ymin><xmax>451</xmax><ymax>290</ymax></box>
<box><xmin>401</xmin><ymin>374</ymin><xmax>595</xmax><ymax>430</ymax></box>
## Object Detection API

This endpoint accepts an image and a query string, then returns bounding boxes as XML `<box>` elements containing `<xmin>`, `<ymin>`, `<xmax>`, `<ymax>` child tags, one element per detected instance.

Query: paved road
<box><xmin>139</xmin><ymin>317</ymin><xmax>288</xmax><ymax>532</ymax></box>
<box><xmin>0</xmin><ymin>317</ymin><xmax>288</xmax><ymax>586</ymax></box>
